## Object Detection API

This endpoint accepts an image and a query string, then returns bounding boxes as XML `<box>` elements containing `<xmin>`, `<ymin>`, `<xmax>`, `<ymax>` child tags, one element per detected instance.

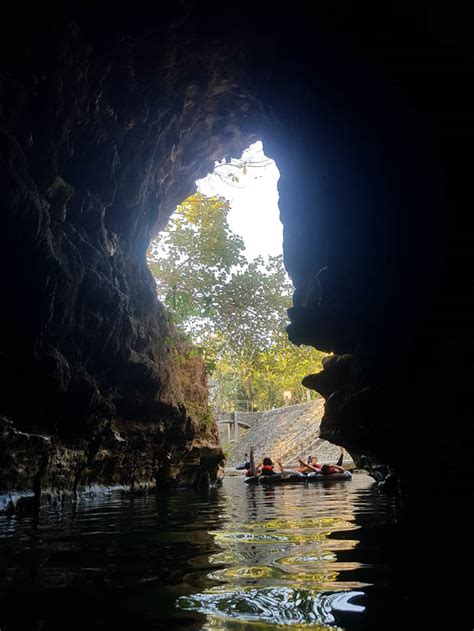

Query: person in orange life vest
<box><xmin>296</xmin><ymin>456</ymin><xmax>321</xmax><ymax>474</ymax></box>
<box><xmin>320</xmin><ymin>464</ymin><xmax>346</xmax><ymax>475</ymax></box>
<box><xmin>257</xmin><ymin>457</ymin><xmax>284</xmax><ymax>476</ymax></box>
<box><xmin>261</xmin><ymin>458</ymin><xmax>306</xmax><ymax>477</ymax></box>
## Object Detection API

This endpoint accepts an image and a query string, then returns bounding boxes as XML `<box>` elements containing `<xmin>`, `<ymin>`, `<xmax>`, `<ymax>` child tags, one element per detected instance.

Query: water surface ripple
<box><xmin>0</xmin><ymin>473</ymin><xmax>405</xmax><ymax>630</ymax></box>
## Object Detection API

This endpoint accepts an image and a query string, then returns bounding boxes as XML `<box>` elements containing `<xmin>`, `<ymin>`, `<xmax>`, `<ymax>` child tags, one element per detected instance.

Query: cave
<box><xmin>0</xmin><ymin>5</ymin><xmax>472</xmax><ymax>517</ymax></box>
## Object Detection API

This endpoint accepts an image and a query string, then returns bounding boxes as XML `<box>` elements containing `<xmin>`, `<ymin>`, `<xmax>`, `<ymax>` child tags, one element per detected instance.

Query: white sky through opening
<box><xmin>197</xmin><ymin>141</ymin><xmax>282</xmax><ymax>260</ymax></box>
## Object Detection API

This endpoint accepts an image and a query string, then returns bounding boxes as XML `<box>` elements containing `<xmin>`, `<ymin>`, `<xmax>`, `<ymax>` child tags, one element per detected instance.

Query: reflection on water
<box><xmin>182</xmin><ymin>587</ymin><xmax>365</xmax><ymax>629</ymax></box>
<box><xmin>178</xmin><ymin>477</ymin><xmax>373</xmax><ymax>630</ymax></box>
<box><xmin>0</xmin><ymin>474</ymin><xmax>409</xmax><ymax>630</ymax></box>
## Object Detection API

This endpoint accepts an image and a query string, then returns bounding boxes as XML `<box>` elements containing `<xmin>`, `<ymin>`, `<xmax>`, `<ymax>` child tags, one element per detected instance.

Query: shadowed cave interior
<box><xmin>0</xmin><ymin>5</ymin><xmax>472</xmax><ymax>516</ymax></box>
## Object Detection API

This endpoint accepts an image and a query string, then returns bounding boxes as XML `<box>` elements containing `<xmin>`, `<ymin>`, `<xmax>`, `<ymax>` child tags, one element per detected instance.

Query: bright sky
<box><xmin>197</xmin><ymin>141</ymin><xmax>282</xmax><ymax>260</ymax></box>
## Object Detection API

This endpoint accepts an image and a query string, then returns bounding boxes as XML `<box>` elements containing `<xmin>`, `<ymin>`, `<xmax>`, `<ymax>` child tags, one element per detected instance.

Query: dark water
<box><xmin>0</xmin><ymin>474</ymin><xmax>427</xmax><ymax>630</ymax></box>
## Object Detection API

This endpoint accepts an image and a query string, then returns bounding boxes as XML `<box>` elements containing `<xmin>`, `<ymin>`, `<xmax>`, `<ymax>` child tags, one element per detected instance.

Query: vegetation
<box><xmin>147</xmin><ymin>192</ymin><xmax>325</xmax><ymax>411</ymax></box>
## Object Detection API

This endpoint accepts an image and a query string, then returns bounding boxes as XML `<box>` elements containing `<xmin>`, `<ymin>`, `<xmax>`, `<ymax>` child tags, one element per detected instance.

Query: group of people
<box><xmin>240</xmin><ymin>449</ymin><xmax>347</xmax><ymax>478</ymax></box>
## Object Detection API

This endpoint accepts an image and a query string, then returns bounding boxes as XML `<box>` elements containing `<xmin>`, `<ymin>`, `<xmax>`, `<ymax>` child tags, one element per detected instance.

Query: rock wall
<box><xmin>0</xmin><ymin>11</ymin><xmax>262</xmax><ymax>502</ymax></box>
<box><xmin>1</xmin><ymin>5</ymin><xmax>473</xmax><ymax>507</ymax></box>
<box><xmin>265</xmin><ymin>11</ymin><xmax>474</xmax><ymax>498</ymax></box>
<box><xmin>225</xmin><ymin>400</ymin><xmax>348</xmax><ymax>469</ymax></box>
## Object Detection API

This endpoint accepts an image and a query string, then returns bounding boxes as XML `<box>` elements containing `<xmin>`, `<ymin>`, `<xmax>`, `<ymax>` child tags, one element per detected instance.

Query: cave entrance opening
<box><xmin>146</xmin><ymin>141</ymin><xmax>326</xmax><ymax>417</ymax></box>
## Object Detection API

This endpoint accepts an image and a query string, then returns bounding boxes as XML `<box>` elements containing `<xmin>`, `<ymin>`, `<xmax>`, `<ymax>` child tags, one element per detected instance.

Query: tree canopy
<box><xmin>147</xmin><ymin>192</ymin><xmax>326</xmax><ymax>411</ymax></box>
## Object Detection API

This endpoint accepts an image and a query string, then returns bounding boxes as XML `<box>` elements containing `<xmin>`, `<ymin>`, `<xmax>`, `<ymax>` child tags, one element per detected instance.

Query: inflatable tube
<box><xmin>307</xmin><ymin>470</ymin><xmax>352</xmax><ymax>481</ymax></box>
<box><xmin>259</xmin><ymin>472</ymin><xmax>306</xmax><ymax>484</ymax></box>
<box><xmin>244</xmin><ymin>475</ymin><xmax>259</xmax><ymax>485</ymax></box>
<box><xmin>245</xmin><ymin>472</ymin><xmax>306</xmax><ymax>485</ymax></box>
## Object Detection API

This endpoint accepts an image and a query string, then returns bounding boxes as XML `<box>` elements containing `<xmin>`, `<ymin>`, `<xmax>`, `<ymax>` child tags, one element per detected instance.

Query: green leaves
<box><xmin>148</xmin><ymin>193</ymin><xmax>245</xmax><ymax>327</ymax></box>
<box><xmin>147</xmin><ymin>193</ymin><xmax>325</xmax><ymax>411</ymax></box>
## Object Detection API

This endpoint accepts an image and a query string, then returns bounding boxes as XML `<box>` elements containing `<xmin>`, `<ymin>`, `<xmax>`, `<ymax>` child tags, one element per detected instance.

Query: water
<box><xmin>0</xmin><ymin>474</ymin><xmax>421</xmax><ymax>630</ymax></box>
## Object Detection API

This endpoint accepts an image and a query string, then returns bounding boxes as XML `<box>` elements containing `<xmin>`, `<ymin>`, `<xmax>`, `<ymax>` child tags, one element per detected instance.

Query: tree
<box><xmin>147</xmin><ymin>193</ymin><xmax>326</xmax><ymax>411</ymax></box>
<box><xmin>147</xmin><ymin>193</ymin><xmax>245</xmax><ymax>335</ymax></box>
<box><xmin>210</xmin><ymin>154</ymin><xmax>274</xmax><ymax>188</ymax></box>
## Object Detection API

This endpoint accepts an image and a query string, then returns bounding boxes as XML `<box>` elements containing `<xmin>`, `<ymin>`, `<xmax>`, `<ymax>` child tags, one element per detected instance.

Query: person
<box><xmin>254</xmin><ymin>457</ymin><xmax>306</xmax><ymax>479</ymax></box>
<box><xmin>320</xmin><ymin>463</ymin><xmax>346</xmax><ymax>475</ymax></box>
<box><xmin>244</xmin><ymin>447</ymin><xmax>258</xmax><ymax>477</ymax></box>
<box><xmin>297</xmin><ymin>456</ymin><xmax>321</xmax><ymax>474</ymax></box>
<box><xmin>257</xmin><ymin>457</ymin><xmax>280</xmax><ymax>476</ymax></box>
<box><xmin>236</xmin><ymin>452</ymin><xmax>250</xmax><ymax>470</ymax></box>
<box><xmin>336</xmin><ymin>447</ymin><xmax>345</xmax><ymax>467</ymax></box>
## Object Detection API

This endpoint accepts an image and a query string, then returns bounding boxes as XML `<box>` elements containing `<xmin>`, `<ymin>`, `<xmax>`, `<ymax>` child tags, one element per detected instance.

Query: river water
<box><xmin>0</xmin><ymin>473</ymin><xmax>430</xmax><ymax>630</ymax></box>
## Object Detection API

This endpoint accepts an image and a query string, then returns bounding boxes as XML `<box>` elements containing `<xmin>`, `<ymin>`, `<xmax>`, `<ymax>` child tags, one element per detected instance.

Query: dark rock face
<box><xmin>0</xmin><ymin>11</ymin><xmax>261</xmax><ymax>499</ymax></box>
<box><xmin>255</xmin><ymin>9</ymin><xmax>472</xmax><ymax>503</ymax></box>
<box><xmin>1</xmin><ymin>6</ymin><xmax>473</xmax><ymax>512</ymax></box>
